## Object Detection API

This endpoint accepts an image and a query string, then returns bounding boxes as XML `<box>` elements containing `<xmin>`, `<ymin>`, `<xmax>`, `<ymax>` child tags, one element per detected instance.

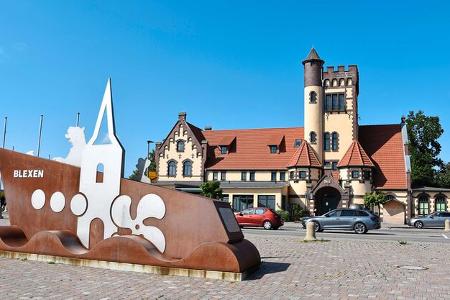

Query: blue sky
<box><xmin>1</xmin><ymin>0</ymin><xmax>449</xmax><ymax>176</ymax></box>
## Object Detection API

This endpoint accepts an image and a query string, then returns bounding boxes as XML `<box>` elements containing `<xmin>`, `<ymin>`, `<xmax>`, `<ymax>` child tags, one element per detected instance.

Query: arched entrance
<box><xmin>314</xmin><ymin>186</ymin><xmax>341</xmax><ymax>215</ymax></box>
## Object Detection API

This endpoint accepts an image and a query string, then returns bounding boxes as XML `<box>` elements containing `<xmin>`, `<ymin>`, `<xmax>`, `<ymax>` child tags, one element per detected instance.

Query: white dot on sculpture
<box><xmin>50</xmin><ymin>192</ymin><xmax>65</xmax><ymax>212</ymax></box>
<box><xmin>71</xmin><ymin>193</ymin><xmax>88</xmax><ymax>216</ymax></box>
<box><xmin>31</xmin><ymin>189</ymin><xmax>45</xmax><ymax>210</ymax></box>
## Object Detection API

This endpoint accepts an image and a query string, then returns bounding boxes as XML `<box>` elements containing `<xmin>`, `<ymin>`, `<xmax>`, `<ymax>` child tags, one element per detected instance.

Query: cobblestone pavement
<box><xmin>0</xmin><ymin>232</ymin><xmax>450</xmax><ymax>299</ymax></box>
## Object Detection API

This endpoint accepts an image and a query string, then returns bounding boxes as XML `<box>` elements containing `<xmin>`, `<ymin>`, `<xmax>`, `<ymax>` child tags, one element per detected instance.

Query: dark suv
<box><xmin>305</xmin><ymin>208</ymin><xmax>381</xmax><ymax>234</ymax></box>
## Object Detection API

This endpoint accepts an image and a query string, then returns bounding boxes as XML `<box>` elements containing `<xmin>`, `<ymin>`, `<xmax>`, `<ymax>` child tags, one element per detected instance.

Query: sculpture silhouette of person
<box><xmin>54</xmin><ymin>126</ymin><xmax>87</xmax><ymax>167</ymax></box>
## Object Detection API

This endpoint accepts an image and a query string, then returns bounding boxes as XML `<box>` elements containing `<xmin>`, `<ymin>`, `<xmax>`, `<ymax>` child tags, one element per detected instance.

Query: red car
<box><xmin>234</xmin><ymin>207</ymin><xmax>284</xmax><ymax>230</ymax></box>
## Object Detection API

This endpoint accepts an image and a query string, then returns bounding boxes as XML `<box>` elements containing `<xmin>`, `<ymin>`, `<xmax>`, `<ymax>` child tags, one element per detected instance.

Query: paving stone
<box><xmin>0</xmin><ymin>234</ymin><xmax>450</xmax><ymax>298</ymax></box>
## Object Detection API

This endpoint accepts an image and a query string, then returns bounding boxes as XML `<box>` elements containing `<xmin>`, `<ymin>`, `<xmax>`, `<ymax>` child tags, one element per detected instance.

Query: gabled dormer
<box><xmin>155</xmin><ymin>112</ymin><xmax>207</xmax><ymax>182</ymax></box>
<box><xmin>267</xmin><ymin>135</ymin><xmax>285</xmax><ymax>154</ymax></box>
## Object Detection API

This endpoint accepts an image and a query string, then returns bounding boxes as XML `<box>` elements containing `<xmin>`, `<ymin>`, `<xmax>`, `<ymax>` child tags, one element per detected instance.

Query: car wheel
<box><xmin>312</xmin><ymin>221</ymin><xmax>322</xmax><ymax>232</ymax></box>
<box><xmin>414</xmin><ymin>221</ymin><xmax>424</xmax><ymax>229</ymax></box>
<box><xmin>354</xmin><ymin>222</ymin><xmax>367</xmax><ymax>234</ymax></box>
<box><xmin>263</xmin><ymin>221</ymin><xmax>272</xmax><ymax>230</ymax></box>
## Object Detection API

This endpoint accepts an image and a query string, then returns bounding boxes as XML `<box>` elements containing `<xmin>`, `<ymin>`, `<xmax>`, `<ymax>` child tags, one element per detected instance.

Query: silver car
<box><xmin>409</xmin><ymin>212</ymin><xmax>450</xmax><ymax>229</ymax></box>
<box><xmin>306</xmin><ymin>208</ymin><xmax>381</xmax><ymax>234</ymax></box>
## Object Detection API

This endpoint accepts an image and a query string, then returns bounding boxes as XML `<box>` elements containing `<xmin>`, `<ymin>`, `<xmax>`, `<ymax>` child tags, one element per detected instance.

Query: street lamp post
<box><xmin>147</xmin><ymin>140</ymin><xmax>154</xmax><ymax>159</ymax></box>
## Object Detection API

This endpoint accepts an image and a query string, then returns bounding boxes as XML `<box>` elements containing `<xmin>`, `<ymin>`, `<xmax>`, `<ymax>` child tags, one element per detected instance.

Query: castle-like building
<box><xmin>154</xmin><ymin>49</ymin><xmax>414</xmax><ymax>224</ymax></box>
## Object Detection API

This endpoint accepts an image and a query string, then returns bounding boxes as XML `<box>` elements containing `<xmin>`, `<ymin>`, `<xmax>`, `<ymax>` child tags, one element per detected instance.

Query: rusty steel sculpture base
<box><xmin>0</xmin><ymin>149</ymin><xmax>261</xmax><ymax>279</ymax></box>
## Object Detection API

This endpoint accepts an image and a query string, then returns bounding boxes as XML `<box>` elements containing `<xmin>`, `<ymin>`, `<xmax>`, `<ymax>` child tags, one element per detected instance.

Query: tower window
<box><xmin>325</xmin><ymin>93</ymin><xmax>345</xmax><ymax>112</ymax></box>
<box><xmin>309</xmin><ymin>132</ymin><xmax>317</xmax><ymax>144</ymax></box>
<box><xmin>182</xmin><ymin>160</ymin><xmax>192</xmax><ymax>177</ymax></box>
<box><xmin>309</xmin><ymin>91</ymin><xmax>317</xmax><ymax>103</ymax></box>
<box><xmin>339</xmin><ymin>79</ymin><xmax>345</xmax><ymax>86</ymax></box>
<box><xmin>331</xmin><ymin>132</ymin><xmax>339</xmax><ymax>151</ymax></box>
<box><xmin>176</xmin><ymin>140</ymin><xmax>185</xmax><ymax>152</ymax></box>
<box><xmin>351</xmin><ymin>170</ymin><xmax>360</xmax><ymax>179</ymax></box>
<box><xmin>299</xmin><ymin>171</ymin><xmax>307</xmax><ymax>179</ymax></box>
<box><xmin>324</xmin><ymin>132</ymin><xmax>331</xmax><ymax>151</ymax></box>
<box><xmin>168</xmin><ymin>160</ymin><xmax>177</xmax><ymax>177</ymax></box>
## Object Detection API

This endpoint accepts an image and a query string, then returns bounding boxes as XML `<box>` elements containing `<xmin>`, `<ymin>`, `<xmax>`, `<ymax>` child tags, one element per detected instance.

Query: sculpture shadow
<box><xmin>247</xmin><ymin>261</ymin><xmax>290</xmax><ymax>280</ymax></box>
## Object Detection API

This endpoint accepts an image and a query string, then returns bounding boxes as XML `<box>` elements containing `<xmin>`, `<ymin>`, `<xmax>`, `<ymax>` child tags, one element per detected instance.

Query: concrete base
<box><xmin>0</xmin><ymin>250</ymin><xmax>250</xmax><ymax>282</ymax></box>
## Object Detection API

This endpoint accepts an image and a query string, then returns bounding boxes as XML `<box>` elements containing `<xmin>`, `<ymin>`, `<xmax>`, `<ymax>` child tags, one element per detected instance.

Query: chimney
<box><xmin>204</xmin><ymin>126</ymin><xmax>212</xmax><ymax>130</ymax></box>
<box><xmin>178</xmin><ymin>112</ymin><xmax>186</xmax><ymax>121</ymax></box>
<box><xmin>401</xmin><ymin>115</ymin><xmax>406</xmax><ymax>126</ymax></box>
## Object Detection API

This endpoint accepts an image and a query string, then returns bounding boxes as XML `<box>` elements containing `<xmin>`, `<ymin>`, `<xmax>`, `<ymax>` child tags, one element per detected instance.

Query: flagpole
<box><xmin>37</xmin><ymin>115</ymin><xmax>43</xmax><ymax>157</ymax></box>
<box><xmin>2</xmin><ymin>116</ymin><xmax>7</xmax><ymax>148</ymax></box>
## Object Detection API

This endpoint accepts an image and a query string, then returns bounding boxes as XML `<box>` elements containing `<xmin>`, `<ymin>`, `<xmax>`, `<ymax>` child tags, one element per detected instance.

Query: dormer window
<box><xmin>220</xmin><ymin>146</ymin><xmax>228</xmax><ymax>154</ymax></box>
<box><xmin>269</xmin><ymin>145</ymin><xmax>278</xmax><ymax>154</ymax></box>
<box><xmin>176</xmin><ymin>140</ymin><xmax>185</xmax><ymax>152</ymax></box>
<box><xmin>294</xmin><ymin>139</ymin><xmax>302</xmax><ymax>148</ymax></box>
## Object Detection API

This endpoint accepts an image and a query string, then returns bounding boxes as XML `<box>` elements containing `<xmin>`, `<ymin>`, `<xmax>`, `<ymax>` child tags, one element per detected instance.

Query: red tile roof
<box><xmin>266</xmin><ymin>135</ymin><xmax>284</xmax><ymax>146</ymax></box>
<box><xmin>217</xmin><ymin>136</ymin><xmax>236</xmax><ymax>146</ymax></box>
<box><xmin>287</xmin><ymin>141</ymin><xmax>321</xmax><ymax>168</ymax></box>
<box><xmin>188</xmin><ymin>123</ymin><xmax>407</xmax><ymax>190</ymax></box>
<box><xmin>337</xmin><ymin>140</ymin><xmax>375</xmax><ymax>168</ymax></box>
<box><xmin>203</xmin><ymin>127</ymin><xmax>304</xmax><ymax>170</ymax></box>
<box><xmin>358</xmin><ymin>124</ymin><xmax>407</xmax><ymax>190</ymax></box>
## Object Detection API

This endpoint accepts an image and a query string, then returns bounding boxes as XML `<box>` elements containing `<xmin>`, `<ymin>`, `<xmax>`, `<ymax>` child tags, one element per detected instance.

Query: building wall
<box><xmin>206</xmin><ymin>170</ymin><xmax>287</xmax><ymax>182</ymax></box>
<box><xmin>222</xmin><ymin>187</ymin><xmax>286</xmax><ymax>211</ymax></box>
<box><xmin>323</xmin><ymin>86</ymin><xmax>357</xmax><ymax>161</ymax></box>
<box><xmin>411</xmin><ymin>191</ymin><xmax>450</xmax><ymax>216</ymax></box>
<box><xmin>157</xmin><ymin>123</ymin><xmax>204</xmax><ymax>182</ymax></box>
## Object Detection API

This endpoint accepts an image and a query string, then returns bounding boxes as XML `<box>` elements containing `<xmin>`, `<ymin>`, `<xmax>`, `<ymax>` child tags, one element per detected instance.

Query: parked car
<box><xmin>409</xmin><ymin>212</ymin><xmax>450</xmax><ymax>228</ymax></box>
<box><xmin>234</xmin><ymin>207</ymin><xmax>284</xmax><ymax>230</ymax></box>
<box><xmin>304</xmin><ymin>208</ymin><xmax>380</xmax><ymax>234</ymax></box>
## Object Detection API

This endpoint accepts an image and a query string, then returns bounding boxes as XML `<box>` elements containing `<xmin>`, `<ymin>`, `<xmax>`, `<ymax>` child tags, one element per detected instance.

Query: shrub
<box><xmin>290</xmin><ymin>203</ymin><xmax>309</xmax><ymax>221</ymax></box>
<box><xmin>276</xmin><ymin>210</ymin><xmax>290</xmax><ymax>222</ymax></box>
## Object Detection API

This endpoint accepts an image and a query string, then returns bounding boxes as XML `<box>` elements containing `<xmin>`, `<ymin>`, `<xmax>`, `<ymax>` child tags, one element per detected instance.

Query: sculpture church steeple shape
<box><xmin>77</xmin><ymin>78</ymin><xmax>124</xmax><ymax>248</ymax></box>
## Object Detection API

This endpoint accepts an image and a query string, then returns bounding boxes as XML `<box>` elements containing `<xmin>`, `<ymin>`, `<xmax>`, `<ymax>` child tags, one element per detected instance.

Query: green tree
<box><xmin>406</xmin><ymin>111</ymin><xmax>444</xmax><ymax>187</ymax></box>
<box><xmin>364</xmin><ymin>191</ymin><xmax>387</xmax><ymax>213</ymax></box>
<box><xmin>200</xmin><ymin>181</ymin><xmax>223</xmax><ymax>199</ymax></box>
<box><xmin>437</xmin><ymin>162</ymin><xmax>450</xmax><ymax>188</ymax></box>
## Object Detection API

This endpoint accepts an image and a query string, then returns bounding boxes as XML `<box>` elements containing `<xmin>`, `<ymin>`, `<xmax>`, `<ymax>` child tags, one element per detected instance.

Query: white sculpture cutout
<box><xmin>28</xmin><ymin>79</ymin><xmax>167</xmax><ymax>253</ymax></box>
<box><xmin>50</xmin><ymin>192</ymin><xmax>65</xmax><ymax>212</ymax></box>
<box><xmin>111</xmin><ymin>194</ymin><xmax>166</xmax><ymax>252</ymax></box>
<box><xmin>54</xmin><ymin>127</ymin><xmax>87</xmax><ymax>167</ymax></box>
<box><xmin>140</xmin><ymin>158</ymin><xmax>152</xmax><ymax>183</ymax></box>
<box><xmin>75</xmin><ymin>78</ymin><xmax>124</xmax><ymax>248</ymax></box>
<box><xmin>31</xmin><ymin>189</ymin><xmax>45</xmax><ymax>209</ymax></box>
